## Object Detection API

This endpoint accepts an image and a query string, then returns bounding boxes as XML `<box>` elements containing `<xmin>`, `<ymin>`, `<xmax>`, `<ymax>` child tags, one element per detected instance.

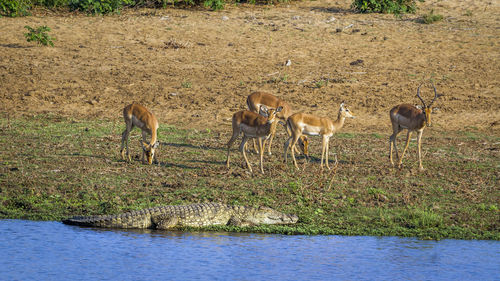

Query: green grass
<box><xmin>0</xmin><ymin>115</ymin><xmax>498</xmax><ymax>240</ymax></box>
<box><xmin>181</xmin><ymin>81</ymin><xmax>192</xmax><ymax>88</ymax></box>
<box><xmin>421</xmin><ymin>9</ymin><xmax>444</xmax><ymax>24</ymax></box>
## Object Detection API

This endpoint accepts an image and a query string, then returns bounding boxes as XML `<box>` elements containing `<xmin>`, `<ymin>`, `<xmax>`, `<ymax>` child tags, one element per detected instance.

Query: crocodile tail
<box><xmin>62</xmin><ymin>216</ymin><xmax>106</xmax><ymax>227</ymax></box>
<box><xmin>62</xmin><ymin>210</ymin><xmax>155</xmax><ymax>229</ymax></box>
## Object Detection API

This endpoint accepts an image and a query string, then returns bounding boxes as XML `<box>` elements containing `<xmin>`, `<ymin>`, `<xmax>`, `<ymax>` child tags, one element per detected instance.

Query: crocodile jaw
<box><xmin>247</xmin><ymin>206</ymin><xmax>299</xmax><ymax>225</ymax></box>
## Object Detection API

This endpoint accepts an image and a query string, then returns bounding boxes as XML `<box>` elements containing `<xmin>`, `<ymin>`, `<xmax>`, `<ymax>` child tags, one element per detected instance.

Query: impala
<box><xmin>246</xmin><ymin>91</ymin><xmax>308</xmax><ymax>156</ymax></box>
<box><xmin>226</xmin><ymin>105</ymin><xmax>282</xmax><ymax>174</ymax></box>
<box><xmin>120</xmin><ymin>103</ymin><xmax>159</xmax><ymax>165</ymax></box>
<box><xmin>389</xmin><ymin>83</ymin><xmax>440</xmax><ymax>171</ymax></box>
<box><xmin>284</xmin><ymin>101</ymin><xmax>355</xmax><ymax>170</ymax></box>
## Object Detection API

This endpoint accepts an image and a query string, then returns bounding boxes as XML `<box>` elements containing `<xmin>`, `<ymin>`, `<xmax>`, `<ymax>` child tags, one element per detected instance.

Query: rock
<box><xmin>326</xmin><ymin>16</ymin><xmax>336</xmax><ymax>23</ymax></box>
<box><xmin>350</xmin><ymin>59</ymin><xmax>364</xmax><ymax>66</ymax></box>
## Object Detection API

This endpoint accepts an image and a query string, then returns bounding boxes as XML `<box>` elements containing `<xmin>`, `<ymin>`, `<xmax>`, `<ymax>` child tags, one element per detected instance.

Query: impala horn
<box><xmin>416</xmin><ymin>83</ymin><xmax>426</xmax><ymax>108</ymax></box>
<box><xmin>428</xmin><ymin>82</ymin><xmax>440</xmax><ymax>107</ymax></box>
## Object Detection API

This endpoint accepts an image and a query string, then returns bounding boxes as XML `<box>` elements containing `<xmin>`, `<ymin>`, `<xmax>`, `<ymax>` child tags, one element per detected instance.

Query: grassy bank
<box><xmin>0</xmin><ymin>114</ymin><xmax>498</xmax><ymax>240</ymax></box>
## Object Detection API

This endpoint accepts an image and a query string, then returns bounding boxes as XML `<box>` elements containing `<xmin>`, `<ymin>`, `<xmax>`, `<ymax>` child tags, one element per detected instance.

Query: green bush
<box><xmin>32</xmin><ymin>0</ymin><xmax>69</xmax><ymax>8</ymax></box>
<box><xmin>132</xmin><ymin>0</ymin><xmax>169</xmax><ymax>8</ymax></box>
<box><xmin>203</xmin><ymin>0</ymin><xmax>223</xmax><ymax>10</ymax></box>
<box><xmin>0</xmin><ymin>0</ymin><xmax>31</xmax><ymax>17</ymax></box>
<box><xmin>352</xmin><ymin>0</ymin><xmax>424</xmax><ymax>14</ymax></box>
<box><xmin>24</xmin><ymin>25</ymin><xmax>55</xmax><ymax>46</ymax></box>
<box><xmin>69</xmin><ymin>0</ymin><xmax>134</xmax><ymax>14</ymax></box>
<box><xmin>134</xmin><ymin>0</ymin><xmax>224</xmax><ymax>10</ymax></box>
<box><xmin>1</xmin><ymin>0</ymin><xmax>294</xmax><ymax>14</ymax></box>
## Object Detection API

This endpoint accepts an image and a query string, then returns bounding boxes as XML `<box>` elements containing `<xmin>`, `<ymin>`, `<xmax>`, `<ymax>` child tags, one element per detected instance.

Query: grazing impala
<box><xmin>389</xmin><ymin>83</ymin><xmax>440</xmax><ymax>171</ymax></box>
<box><xmin>284</xmin><ymin>102</ymin><xmax>355</xmax><ymax>170</ymax></box>
<box><xmin>120</xmin><ymin>103</ymin><xmax>159</xmax><ymax>165</ymax></box>
<box><xmin>226</xmin><ymin>105</ymin><xmax>282</xmax><ymax>174</ymax></box>
<box><xmin>246</xmin><ymin>91</ymin><xmax>308</xmax><ymax>156</ymax></box>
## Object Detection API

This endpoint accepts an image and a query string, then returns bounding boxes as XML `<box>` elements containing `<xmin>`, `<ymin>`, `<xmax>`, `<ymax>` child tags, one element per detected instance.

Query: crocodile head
<box><xmin>245</xmin><ymin>206</ymin><xmax>299</xmax><ymax>225</ymax></box>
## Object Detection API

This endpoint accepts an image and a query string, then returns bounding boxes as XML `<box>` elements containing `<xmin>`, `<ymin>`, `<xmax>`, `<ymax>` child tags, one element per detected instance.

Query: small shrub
<box><xmin>314</xmin><ymin>79</ymin><xmax>327</xmax><ymax>88</ymax></box>
<box><xmin>203</xmin><ymin>0</ymin><xmax>224</xmax><ymax>10</ymax></box>
<box><xmin>0</xmin><ymin>0</ymin><xmax>31</xmax><ymax>17</ymax></box>
<box><xmin>421</xmin><ymin>9</ymin><xmax>443</xmax><ymax>24</ymax></box>
<box><xmin>32</xmin><ymin>0</ymin><xmax>69</xmax><ymax>8</ymax></box>
<box><xmin>352</xmin><ymin>0</ymin><xmax>424</xmax><ymax>15</ymax></box>
<box><xmin>181</xmin><ymin>81</ymin><xmax>192</xmax><ymax>88</ymax></box>
<box><xmin>24</xmin><ymin>25</ymin><xmax>55</xmax><ymax>46</ymax></box>
<box><xmin>69</xmin><ymin>0</ymin><xmax>134</xmax><ymax>14</ymax></box>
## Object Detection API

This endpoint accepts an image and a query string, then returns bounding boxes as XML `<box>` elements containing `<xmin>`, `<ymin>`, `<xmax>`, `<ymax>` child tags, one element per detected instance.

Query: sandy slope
<box><xmin>0</xmin><ymin>0</ymin><xmax>498</xmax><ymax>133</ymax></box>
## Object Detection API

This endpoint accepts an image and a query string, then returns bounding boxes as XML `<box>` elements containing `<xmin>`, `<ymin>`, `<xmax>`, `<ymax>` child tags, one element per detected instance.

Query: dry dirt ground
<box><xmin>0</xmin><ymin>0</ymin><xmax>499</xmax><ymax>134</ymax></box>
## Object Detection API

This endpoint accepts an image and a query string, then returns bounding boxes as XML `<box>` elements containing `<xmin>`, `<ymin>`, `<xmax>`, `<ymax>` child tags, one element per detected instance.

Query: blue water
<box><xmin>0</xmin><ymin>220</ymin><xmax>499</xmax><ymax>281</ymax></box>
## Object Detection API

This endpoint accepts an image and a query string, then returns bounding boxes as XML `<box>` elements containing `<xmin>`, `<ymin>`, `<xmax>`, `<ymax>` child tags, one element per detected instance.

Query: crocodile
<box><xmin>62</xmin><ymin>203</ymin><xmax>298</xmax><ymax>229</ymax></box>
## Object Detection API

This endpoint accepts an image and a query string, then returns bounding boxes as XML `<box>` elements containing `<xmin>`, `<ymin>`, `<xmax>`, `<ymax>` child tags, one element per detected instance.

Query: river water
<box><xmin>0</xmin><ymin>220</ymin><xmax>498</xmax><ymax>280</ymax></box>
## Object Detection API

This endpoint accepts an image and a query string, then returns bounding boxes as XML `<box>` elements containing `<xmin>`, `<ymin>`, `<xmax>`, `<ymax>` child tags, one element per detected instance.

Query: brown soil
<box><xmin>1</xmin><ymin>0</ymin><xmax>499</xmax><ymax>134</ymax></box>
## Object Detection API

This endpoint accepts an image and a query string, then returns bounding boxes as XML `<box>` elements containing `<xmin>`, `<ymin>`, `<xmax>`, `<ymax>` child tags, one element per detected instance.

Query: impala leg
<box><xmin>252</xmin><ymin>138</ymin><xmax>259</xmax><ymax>154</ymax></box>
<box><xmin>320</xmin><ymin>136</ymin><xmax>327</xmax><ymax>170</ymax></box>
<box><xmin>258</xmin><ymin>137</ymin><xmax>265</xmax><ymax>174</ymax></box>
<box><xmin>266</xmin><ymin>131</ymin><xmax>274</xmax><ymax>156</ymax></box>
<box><xmin>417</xmin><ymin>130</ymin><xmax>424</xmax><ymax>171</ymax></box>
<box><xmin>292</xmin><ymin>137</ymin><xmax>302</xmax><ymax>155</ymax></box>
<box><xmin>290</xmin><ymin>134</ymin><xmax>301</xmax><ymax>170</ymax></box>
<box><xmin>301</xmin><ymin>136</ymin><xmax>309</xmax><ymax>162</ymax></box>
<box><xmin>285</xmin><ymin>123</ymin><xmax>302</xmax><ymax>159</ymax></box>
<box><xmin>121</xmin><ymin>123</ymin><xmax>133</xmax><ymax>162</ymax></box>
<box><xmin>141</xmin><ymin>131</ymin><xmax>149</xmax><ymax>164</ymax></box>
<box><xmin>240</xmin><ymin>136</ymin><xmax>252</xmax><ymax>173</ymax></box>
<box><xmin>287</xmin><ymin>129</ymin><xmax>304</xmax><ymax>153</ymax></box>
<box><xmin>399</xmin><ymin>131</ymin><xmax>412</xmax><ymax>168</ymax></box>
<box><xmin>283</xmin><ymin>136</ymin><xmax>292</xmax><ymax>163</ymax></box>
<box><xmin>266</xmin><ymin>122</ymin><xmax>277</xmax><ymax>156</ymax></box>
<box><xmin>389</xmin><ymin>128</ymin><xmax>401</xmax><ymax>167</ymax></box>
<box><xmin>291</xmin><ymin>136</ymin><xmax>309</xmax><ymax>162</ymax></box>
<box><xmin>120</xmin><ymin>129</ymin><xmax>128</xmax><ymax>160</ymax></box>
<box><xmin>325</xmin><ymin>136</ymin><xmax>330</xmax><ymax>170</ymax></box>
<box><xmin>226</xmin><ymin>128</ymin><xmax>239</xmax><ymax>168</ymax></box>
<box><xmin>389</xmin><ymin>135</ymin><xmax>394</xmax><ymax>166</ymax></box>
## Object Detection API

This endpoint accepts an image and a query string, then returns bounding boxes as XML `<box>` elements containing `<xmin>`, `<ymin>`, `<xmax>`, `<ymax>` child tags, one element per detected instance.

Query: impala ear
<box><xmin>153</xmin><ymin>141</ymin><xmax>159</xmax><ymax>149</ymax></box>
<box><xmin>141</xmin><ymin>141</ymin><xmax>149</xmax><ymax>150</ymax></box>
<box><xmin>340</xmin><ymin>101</ymin><xmax>345</xmax><ymax>108</ymax></box>
<box><xmin>259</xmin><ymin>105</ymin><xmax>269</xmax><ymax>117</ymax></box>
